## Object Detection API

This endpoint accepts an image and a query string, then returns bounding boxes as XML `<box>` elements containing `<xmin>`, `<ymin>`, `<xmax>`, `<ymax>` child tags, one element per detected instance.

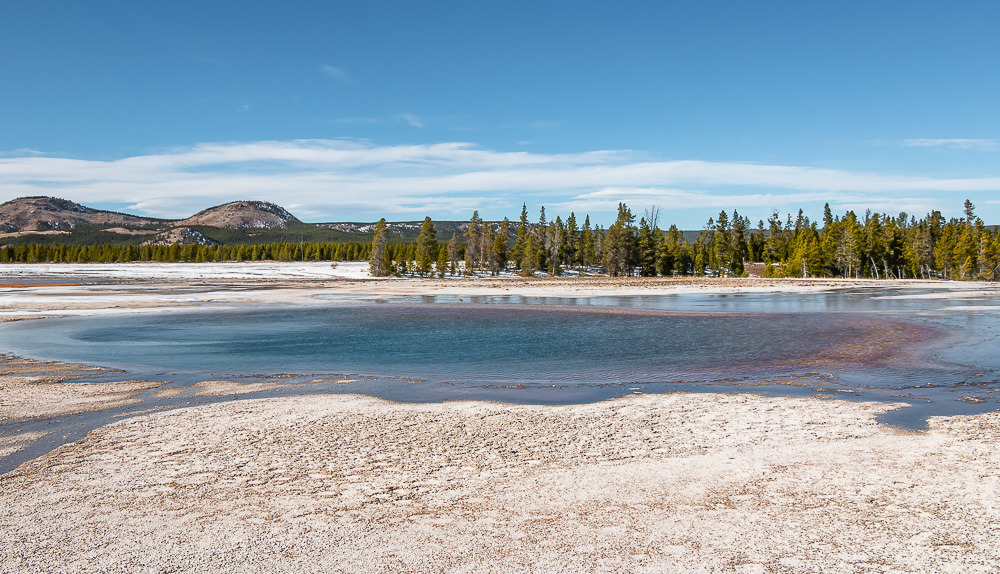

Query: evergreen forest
<box><xmin>3</xmin><ymin>200</ymin><xmax>999</xmax><ymax>281</ymax></box>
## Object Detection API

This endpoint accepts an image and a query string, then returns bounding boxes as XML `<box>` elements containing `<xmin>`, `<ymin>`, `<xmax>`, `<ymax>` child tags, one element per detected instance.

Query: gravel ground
<box><xmin>2</xmin><ymin>392</ymin><xmax>998</xmax><ymax>573</ymax></box>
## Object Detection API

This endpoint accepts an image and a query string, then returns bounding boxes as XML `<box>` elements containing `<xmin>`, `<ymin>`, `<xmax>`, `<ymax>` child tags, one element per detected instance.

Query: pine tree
<box><xmin>713</xmin><ymin>210</ymin><xmax>731</xmax><ymax>276</ymax></box>
<box><xmin>464</xmin><ymin>211</ymin><xmax>482</xmax><ymax>273</ymax></box>
<box><xmin>659</xmin><ymin>224</ymin><xmax>682</xmax><ymax>276</ymax></box>
<box><xmin>447</xmin><ymin>233</ymin><xmax>460</xmax><ymax>273</ymax></box>
<box><xmin>415</xmin><ymin>216</ymin><xmax>437</xmax><ymax>276</ymax></box>
<box><xmin>604</xmin><ymin>203</ymin><xmax>637</xmax><ymax>276</ymax></box>
<box><xmin>521</xmin><ymin>236</ymin><xmax>535</xmax><ymax>277</ymax></box>
<box><xmin>436</xmin><ymin>244</ymin><xmax>448</xmax><ymax>278</ymax></box>
<box><xmin>564</xmin><ymin>212</ymin><xmax>579</xmax><ymax>269</ymax></box>
<box><xmin>637</xmin><ymin>217</ymin><xmax>657</xmax><ymax>276</ymax></box>
<box><xmin>729</xmin><ymin>211</ymin><xmax>749</xmax><ymax>276</ymax></box>
<box><xmin>369</xmin><ymin>218</ymin><xmax>389</xmax><ymax>276</ymax></box>
<box><xmin>964</xmin><ymin>199</ymin><xmax>977</xmax><ymax>226</ymax></box>
<box><xmin>580</xmin><ymin>215</ymin><xmax>594</xmax><ymax>270</ymax></box>
<box><xmin>492</xmin><ymin>218</ymin><xmax>510</xmax><ymax>275</ymax></box>
<box><xmin>548</xmin><ymin>216</ymin><xmax>564</xmax><ymax>275</ymax></box>
<box><xmin>533</xmin><ymin>207</ymin><xmax>549</xmax><ymax>272</ymax></box>
<box><xmin>511</xmin><ymin>203</ymin><xmax>530</xmax><ymax>271</ymax></box>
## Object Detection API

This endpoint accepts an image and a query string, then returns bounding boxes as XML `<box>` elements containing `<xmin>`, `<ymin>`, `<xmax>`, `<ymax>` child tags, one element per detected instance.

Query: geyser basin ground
<box><xmin>1</xmin><ymin>268</ymin><xmax>999</xmax><ymax>572</ymax></box>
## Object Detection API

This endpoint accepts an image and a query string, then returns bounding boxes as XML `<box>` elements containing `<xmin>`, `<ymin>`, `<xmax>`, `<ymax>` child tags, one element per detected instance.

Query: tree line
<box><xmin>3</xmin><ymin>200</ymin><xmax>998</xmax><ymax>281</ymax></box>
<box><xmin>0</xmin><ymin>241</ymin><xmax>378</xmax><ymax>264</ymax></box>
<box><xmin>368</xmin><ymin>200</ymin><xmax>1000</xmax><ymax>281</ymax></box>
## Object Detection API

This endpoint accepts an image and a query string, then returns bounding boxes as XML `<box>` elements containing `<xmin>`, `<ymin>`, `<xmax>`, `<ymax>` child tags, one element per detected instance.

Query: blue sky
<box><xmin>2</xmin><ymin>1</ymin><xmax>999</xmax><ymax>227</ymax></box>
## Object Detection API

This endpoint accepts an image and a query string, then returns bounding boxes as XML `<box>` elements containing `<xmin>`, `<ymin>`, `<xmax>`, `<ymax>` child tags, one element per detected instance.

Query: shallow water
<box><xmin>0</xmin><ymin>305</ymin><xmax>933</xmax><ymax>385</ymax></box>
<box><xmin>1</xmin><ymin>286</ymin><xmax>999</xmax><ymax>473</ymax></box>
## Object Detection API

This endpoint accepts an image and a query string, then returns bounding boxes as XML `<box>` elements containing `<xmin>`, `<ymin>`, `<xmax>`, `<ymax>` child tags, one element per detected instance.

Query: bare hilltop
<box><xmin>0</xmin><ymin>196</ymin><xmax>472</xmax><ymax>246</ymax></box>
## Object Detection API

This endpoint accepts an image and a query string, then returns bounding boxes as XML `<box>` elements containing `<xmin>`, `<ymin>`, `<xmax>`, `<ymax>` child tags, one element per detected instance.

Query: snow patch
<box><xmin>0</xmin><ymin>262</ymin><xmax>372</xmax><ymax>280</ymax></box>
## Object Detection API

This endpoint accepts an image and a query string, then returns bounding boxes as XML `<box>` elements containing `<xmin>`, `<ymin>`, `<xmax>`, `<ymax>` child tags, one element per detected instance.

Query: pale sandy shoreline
<box><xmin>1</xmin><ymin>263</ymin><xmax>999</xmax><ymax>572</ymax></box>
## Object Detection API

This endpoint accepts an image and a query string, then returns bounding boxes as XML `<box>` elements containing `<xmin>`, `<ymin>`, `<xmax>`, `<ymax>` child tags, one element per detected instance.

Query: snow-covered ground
<box><xmin>0</xmin><ymin>261</ymin><xmax>373</xmax><ymax>280</ymax></box>
<box><xmin>0</xmin><ymin>262</ymin><xmax>641</xmax><ymax>282</ymax></box>
<box><xmin>2</xmin><ymin>262</ymin><xmax>995</xmax><ymax>304</ymax></box>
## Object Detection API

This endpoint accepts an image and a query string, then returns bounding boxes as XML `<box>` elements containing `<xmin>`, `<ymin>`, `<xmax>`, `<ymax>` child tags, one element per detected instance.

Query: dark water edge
<box><xmin>2</xmin><ymin>369</ymin><xmax>995</xmax><ymax>476</ymax></box>
<box><xmin>2</xmin><ymin>288</ymin><xmax>999</xmax><ymax>474</ymax></box>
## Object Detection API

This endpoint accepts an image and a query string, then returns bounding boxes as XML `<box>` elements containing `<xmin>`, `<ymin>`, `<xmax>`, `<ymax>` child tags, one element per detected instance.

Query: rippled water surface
<box><xmin>2</xmin><ymin>287</ymin><xmax>999</xmax><ymax>436</ymax></box>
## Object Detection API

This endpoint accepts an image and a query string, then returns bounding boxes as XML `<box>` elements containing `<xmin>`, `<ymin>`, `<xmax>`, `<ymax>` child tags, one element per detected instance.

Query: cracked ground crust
<box><xmin>2</xmin><ymin>392</ymin><xmax>998</xmax><ymax>573</ymax></box>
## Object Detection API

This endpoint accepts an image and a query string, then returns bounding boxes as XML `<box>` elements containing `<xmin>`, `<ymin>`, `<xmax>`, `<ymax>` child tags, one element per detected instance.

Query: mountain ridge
<box><xmin>0</xmin><ymin>196</ymin><xmax>703</xmax><ymax>246</ymax></box>
<box><xmin>0</xmin><ymin>197</ymin><xmax>309</xmax><ymax>233</ymax></box>
<box><xmin>0</xmin><ymin>196</ymin><xmax>471</xmax><ymax>246</ymax></box>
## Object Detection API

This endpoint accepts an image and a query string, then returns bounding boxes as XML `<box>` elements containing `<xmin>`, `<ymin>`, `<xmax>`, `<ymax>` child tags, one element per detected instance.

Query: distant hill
<box><xmin>0</xmin><ymin>197</ymin><xmax>344</xmax><ymax>246</ymax></box>
<box><xmin>0</xmin><ymin>196</ymin><xmax>162</xmax><ymax>233</ymax></box>
<box><xmin>0</xmin><ymin>196</ymin><xmax>489</xmax><ymax>246</ymax></box>
<box><xmin>177</xmin><ymin>201</ymin><xmax>300</xmax><ymax>230</ymax></box>
<box><xmin>2</xmin><ymin>195</ymin><xmax>708</xmax><ymax>247</ymax></box>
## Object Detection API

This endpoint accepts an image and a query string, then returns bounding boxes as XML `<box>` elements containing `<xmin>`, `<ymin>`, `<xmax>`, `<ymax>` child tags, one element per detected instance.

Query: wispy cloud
<box><xmin>551</xmin><ymin>188</ymin><xmax>943</xmax><ymax>222</ymax></box>
<box><xmin>395</xmin><ymin>113</ymin><xmax>424</xmax><ymax>128</ymax></box>
<box><xmin>0</xmin><ymin>148</ymin><xmax>46</xmax><ymax>157</ymax></box>
<box><xmin>319</xmin><ymin>64</ymin><xmax>353</xmax><ymax>84</ymax></box>
<box><xmin>1</xmin><ymin>139</ymin><xmax>998</xmax><ymax>223</ymax></box>
<box><xmin>901</xmin><ymin>138</ymin><xmax>998</xmax><ymax>151</ymax></box>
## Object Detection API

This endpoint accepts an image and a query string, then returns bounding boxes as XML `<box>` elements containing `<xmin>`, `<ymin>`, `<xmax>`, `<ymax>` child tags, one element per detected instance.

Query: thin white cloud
<box><xmin>319</xmin><ymin>64</ymin><xmax>353</xmax><ymax>84</ymax></box>
<box><xmin>1</xmin><ymin>139</ymin><xmax>998</xmax><ymax>223</ymax></box>
<box><xmin>0</xmin><ymin>148</ymin><xmax>46</xmax><ymax>157</ymax></box>
<box><xmin>832</xmin><ymin>200</ymin><xmax>940</xmax><ymax>216</ymax></box>
<box><xmin>901</xmin><ymin>138</ymin><xmax>998</xmax><ymax>151</ymax></box>
<box><xmin>396</xmin><ymin>113</ymin><xmax>424</xmax><ymax>128</ymax></box>
<box><xmin>555</xmin><ymin>187</ymin><xmax>844</xmax><ymax>213</ymax></box>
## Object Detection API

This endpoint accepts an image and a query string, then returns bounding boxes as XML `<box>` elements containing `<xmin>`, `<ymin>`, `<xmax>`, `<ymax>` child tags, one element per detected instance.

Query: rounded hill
<box><xmin>178</xmin><ymin>201</ymin><xmax>300</xmax><ymax>230</ymax></box>
<box><xmin>0</xmin><ymin>196</ymin><xmax>158</xmax><ymax>233</ymax></box>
